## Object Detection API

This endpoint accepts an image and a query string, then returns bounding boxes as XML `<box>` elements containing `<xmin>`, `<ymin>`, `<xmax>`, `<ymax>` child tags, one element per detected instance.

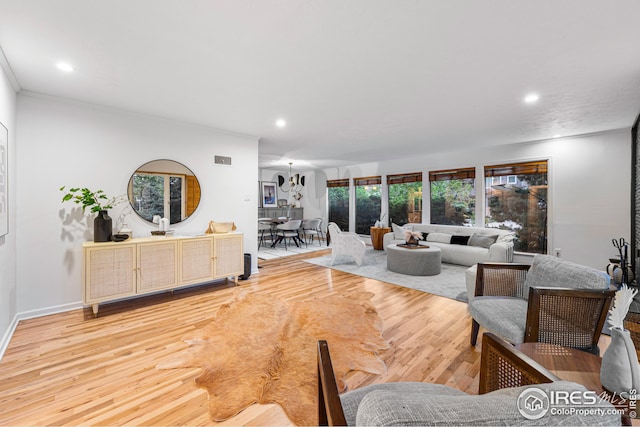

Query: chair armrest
<box><xmin>479</xmin><ymin>332</ymin><xmax>559</xmax><ymax>394</ymax></box>
<box><xmin>318</xmin><ymin>340</ymin><xmax>347</xmax><ymax>427</ymax></box>
<box><xmin>475</xmin><ymin>263</ymin><xmax>530</xmax><ymax>298</ymax></box>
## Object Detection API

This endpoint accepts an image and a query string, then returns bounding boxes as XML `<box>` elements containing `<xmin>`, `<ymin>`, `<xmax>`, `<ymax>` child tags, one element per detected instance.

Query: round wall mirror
<box><xmin>128</xmin><ymin>159</ymin><xmax>201</xmax><ymax>224</ymax></box>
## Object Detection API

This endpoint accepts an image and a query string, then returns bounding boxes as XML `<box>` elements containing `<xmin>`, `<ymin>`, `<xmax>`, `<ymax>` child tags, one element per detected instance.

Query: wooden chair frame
<box><xmin>318</xmin><ymin>340</ymin><xmax>347</xmax><ymax>427</ymax></box>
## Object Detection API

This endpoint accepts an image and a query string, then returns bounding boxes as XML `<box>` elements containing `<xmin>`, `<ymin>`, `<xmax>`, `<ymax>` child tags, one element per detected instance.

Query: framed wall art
<box><xmin>261</xmin><ymin>181</ymin><xmax>278</xmax><ymax>208</ymax></box>
<box><xmin>0</xmin><ymin>122</ymin><xmax>7</xmax><ymax>236</ymax></box>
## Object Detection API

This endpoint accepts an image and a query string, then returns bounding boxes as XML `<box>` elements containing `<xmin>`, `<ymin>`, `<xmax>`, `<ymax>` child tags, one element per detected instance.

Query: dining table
<box><xmin>265</xmin><ymin>218</ymin><xmax>304</xmax><ymax>248</ymax></box>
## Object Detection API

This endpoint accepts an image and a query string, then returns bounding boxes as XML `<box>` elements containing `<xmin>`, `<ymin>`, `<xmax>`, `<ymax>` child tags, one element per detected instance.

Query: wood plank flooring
<box><xmin>0</xmin><ymin>250</ymin><xmax>609</xmax><ymax>426</ymax></box>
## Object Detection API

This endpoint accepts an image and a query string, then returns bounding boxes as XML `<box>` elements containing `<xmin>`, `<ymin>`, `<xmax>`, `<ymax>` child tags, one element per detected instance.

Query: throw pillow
<box><xmin>421</xmin><ymin>232</ymin><xmax>429</xmax><ymax>241</ymax></box>
<box><xmin>426</xmin><ymin>233</ymin><xmax>452</xmax><ymax>244</ymax></box>
<box><xmin>451</xmin><ymin>235</ymin><xmax>470</xmax><ymax>246</ymax></box>
<box><xmin>497</xmin><ymin>233</ymin><xmax>515</xmax><ymax>243</ymax></box>
<box><xmin>392</xmin><ymin>223</ymin><xmax>412</xmax><ymax>239</ymax></box>
<box><xmin>468</xmin><ymin>234</ymin><xmax>498</xmax><ymax>248</ymax></box>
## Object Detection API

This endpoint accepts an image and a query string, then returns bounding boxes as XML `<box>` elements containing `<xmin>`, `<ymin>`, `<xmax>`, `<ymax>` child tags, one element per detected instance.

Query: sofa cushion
<box><xmin>426</xmin><ymin>232</ymin><xmax>452</xmax><ymax>244</ymax></box>
<box><xmin>468</xmin><ymin>233</ymin><xmax>499</xmax><ymax>248</ymax></box>
<box><xmin>523</xmin><ymin>254</ymin><xmax>609</xmax><ymax>300</ymax></box>
<box><xmin>451</xmin><ymin>235</ymin><xmax>471</xmax><ymax>245</ymax></box>
<box><xmin>468</xmin><ymin>297</ymin><xmax>528</xmax><ymax>344</ymax></box>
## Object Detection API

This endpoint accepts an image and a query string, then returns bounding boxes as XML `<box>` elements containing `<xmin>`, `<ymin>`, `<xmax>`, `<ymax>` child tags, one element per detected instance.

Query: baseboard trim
<box><xmin>0</xmin><ymin>301</ymin><xmax>83</xmax><ymax>361</ymax></box>
<box><xmin>0</xmin><ymin>314</ymin><xmax>19</xmax><ymax>361</ymax></box>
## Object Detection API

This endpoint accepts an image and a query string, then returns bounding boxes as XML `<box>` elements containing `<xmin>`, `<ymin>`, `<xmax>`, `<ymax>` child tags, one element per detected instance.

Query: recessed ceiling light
<box><xmin>56</xmin><ymin>62</ymin><xmax>75</xmax><ymax>72</ymax></box>
<box><xmin>524</xmin><ymin>93</ymin><xmax>539</xmax><ymax>104</ymax></box>
<box><xmin>553</xmin><ymin>134</ymin><xmax>561</xmax><ymax>138</ymax></box>
<box><xmin>275</xmin><ymin>119</ymin><xmax>286</xmax><ymax>128</ymax></box>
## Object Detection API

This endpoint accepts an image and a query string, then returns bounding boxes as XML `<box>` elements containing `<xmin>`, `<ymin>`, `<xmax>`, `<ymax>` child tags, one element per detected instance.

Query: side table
<box><xmin>517</xmin><ymin>342</ymin><xmax>635</xmax><ymax>425</ymax></box>
<box><xmin>370</xmin><ymin>227</ymin><xmax>391</xmax><ymax>250</ymax></box>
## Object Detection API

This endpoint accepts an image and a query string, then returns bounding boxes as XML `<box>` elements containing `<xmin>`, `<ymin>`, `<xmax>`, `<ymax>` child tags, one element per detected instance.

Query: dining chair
<box><xmin>275</xmin><ymin>219</ymin><xmax>302</xmax><ymax>250</ymax></box>
<box><xmin>301</xmin><ymin>218</ymin><xmax>322</xmax><ymax>246</ymax></box>
<box><xmin>314</xmin><ymin>217</ymin><xmax>325</xmax><ymax>243</ymax></box>
<box><xmin>258</xmin><ymin>217</ymin><xmax>274</xmax><ymax>249</ymax></box>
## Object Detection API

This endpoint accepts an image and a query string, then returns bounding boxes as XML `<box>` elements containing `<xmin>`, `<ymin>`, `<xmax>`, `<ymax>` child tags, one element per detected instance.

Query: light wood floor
<box><xmin>0</xmin><ymin>250</ymin><xmax>609</xmax><ymax>426</ymax></box>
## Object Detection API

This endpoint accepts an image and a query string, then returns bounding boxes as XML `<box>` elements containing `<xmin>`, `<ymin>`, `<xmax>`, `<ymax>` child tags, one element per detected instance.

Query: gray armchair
<box><xmin>468</xmin><ymin>254</ymin><xmax>615</xmax><ymax>355</ymax></box>
<box><xmin>318</xmin><ymin>333</ymin><xmax>621</xmax><ymax>426</ymax></box>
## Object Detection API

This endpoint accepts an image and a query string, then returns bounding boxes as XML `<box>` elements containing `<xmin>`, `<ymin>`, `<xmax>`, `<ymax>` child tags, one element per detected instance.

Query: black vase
<box><xmin>94</xmin><ymin>210</ymin><xmax>112</xmax><ymax>242</ymax></box>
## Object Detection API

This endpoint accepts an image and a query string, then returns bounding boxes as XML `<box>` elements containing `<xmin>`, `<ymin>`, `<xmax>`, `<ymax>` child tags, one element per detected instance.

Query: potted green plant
<box><xmin>60</xmin><ymin>186</ymin><xmax>123</xmax><ymax>242</ymax></box>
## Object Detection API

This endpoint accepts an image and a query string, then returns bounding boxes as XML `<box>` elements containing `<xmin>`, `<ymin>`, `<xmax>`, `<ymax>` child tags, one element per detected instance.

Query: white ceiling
<box><xmin>1</xmin><ymin>0</ymin><xmax>640</xmax><ymax>171</ymax></box>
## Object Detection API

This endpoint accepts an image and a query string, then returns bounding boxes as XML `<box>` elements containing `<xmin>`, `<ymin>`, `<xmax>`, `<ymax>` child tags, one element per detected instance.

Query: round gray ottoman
<box><xmin>386</xmin><ymin>244</ymin><xmax>442</xmax><ymax>276</ymax></box>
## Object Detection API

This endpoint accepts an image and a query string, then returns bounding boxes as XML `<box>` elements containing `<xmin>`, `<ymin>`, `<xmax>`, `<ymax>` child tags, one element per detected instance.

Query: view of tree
<box><xmin>131</xmin><ymin>175</ymin><xmax>165</xmax><ymax>222</ymax></box>
<box><xmin>328</xmin><ymin>186</ymin><xmax>349</xmax><ymax>231</ymax></box>
<box><xmin>388</xmin><ymin>182</ymin><xmax>422</xmax><ymax>225</ymax></box>
<box><xmin>355</xmin><ymin>185</ymin><xmax>381</xmax><ymax>234</ymax></box>
<box><xmin>485</xmin><ymin>174</ymin><xmax>547</xmax><ymax>253</ymax></box>
<box><xmin>430</xmin><ymin>179</ymin><xmax>475</xmax><ymax>225</ymax></box>
<box><xmin>169</xmin><ymin>177</ymin><xmax>182</xmax><ymax>224</ymax></box>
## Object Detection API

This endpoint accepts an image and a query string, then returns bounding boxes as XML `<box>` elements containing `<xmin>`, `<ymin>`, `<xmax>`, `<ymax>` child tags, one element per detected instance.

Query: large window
<box><xmin>327</xmin><ymin>179</ymin><xmax>349</xmax><ymax>232</ymax></box>
<box><xmin>354</xmin><ymin>176</ymin><xmax>381</xmax><ymax>235</ymax></box>
<box><xmin>484</xmin><ymin>160</ymin><xmax>548</xmax><ymax>254</ymax></box>
<box><xmin>430</xmin><ymin>168</ymin><xmax>476</xmax><ymax>226</ymax></box>
<box><xmin>388</xmin><ymin>172</ymin><xmax>422</xmax><ymax>225</ymax></box>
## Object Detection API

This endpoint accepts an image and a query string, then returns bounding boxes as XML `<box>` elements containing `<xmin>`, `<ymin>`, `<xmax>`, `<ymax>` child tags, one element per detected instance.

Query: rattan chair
<box><xmin>624</xmin><ymin>311</ymin><xmax>640</xmax><ymax>360</ymax></box>
<box><xmin>469</xmin><ymin>256</ymin><xmax>615</xmax><ymax>355</ymax></box>
<box><xmin>317</xmin><ymin>333</ymin><xmax>619</xmax><ymax>426</ymax></box>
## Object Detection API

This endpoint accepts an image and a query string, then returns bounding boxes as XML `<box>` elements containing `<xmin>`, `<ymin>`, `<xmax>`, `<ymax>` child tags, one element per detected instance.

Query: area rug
<box><xmin>156</xmin><ymin>290</ymin><xmax>389</xmax><ymax>426</ymax></box>
<box><xmin>305</xmin><ymin>248</ymin><xmax>470</xmax><ymax>302</ymax></box>
<box><xmin>257</xmin><ymin>242</ymin><xmax>328</xmax><ymax>260</ymax></box>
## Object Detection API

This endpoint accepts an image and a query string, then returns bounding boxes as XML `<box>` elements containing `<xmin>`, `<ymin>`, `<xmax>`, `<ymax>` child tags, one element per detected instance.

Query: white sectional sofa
<box><xmin>382</xmin><ymin>223</ymin><xmax>515</xmax><ymax>267</ymax></box>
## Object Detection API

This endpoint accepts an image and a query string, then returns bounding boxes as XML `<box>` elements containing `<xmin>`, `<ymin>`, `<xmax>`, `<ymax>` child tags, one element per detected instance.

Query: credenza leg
<box><xmin>92</xmin><ymin>304</ymin><xmax>99</xmax><ymax>317</ymax></box>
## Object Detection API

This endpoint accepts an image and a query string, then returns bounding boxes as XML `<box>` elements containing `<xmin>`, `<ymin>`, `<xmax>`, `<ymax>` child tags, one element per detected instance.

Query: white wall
<box><xmin>322</xmin><ymin>129</ymin><xmax>631</xmax><ymax>270</ymax></box>
<box><xmin>16</xmin><ymin>92</ymin><xmax>259</xmax><ymax>316</ymax></box>
<box><xmin>0</xmin><ymin>57</ymin><xmax>17</xmax><ymax>357</ymax></box>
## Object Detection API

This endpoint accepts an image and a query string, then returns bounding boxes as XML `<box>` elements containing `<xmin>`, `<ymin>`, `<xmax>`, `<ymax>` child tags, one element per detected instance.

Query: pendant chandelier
<box><xmin>278</xmin><ymin>162</ymin><xmax>305</xmax><ymax>193</ymax></box>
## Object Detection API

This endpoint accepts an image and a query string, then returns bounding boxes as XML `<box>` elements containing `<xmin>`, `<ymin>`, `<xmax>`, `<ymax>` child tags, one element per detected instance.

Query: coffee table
<box><xmin>386</xmin><ymin>244</ymin><xmax>441</xmax><ymax>276</ymax></box>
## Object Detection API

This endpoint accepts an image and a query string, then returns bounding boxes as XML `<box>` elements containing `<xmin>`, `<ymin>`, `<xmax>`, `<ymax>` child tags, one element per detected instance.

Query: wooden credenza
<box><xmin>82</xmin><ymin>233</ymin><xmax>244</xmax><ymax>316</ymax></box>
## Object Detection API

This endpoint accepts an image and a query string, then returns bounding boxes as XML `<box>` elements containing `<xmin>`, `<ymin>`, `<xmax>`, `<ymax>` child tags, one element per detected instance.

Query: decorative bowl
<box><xmin>212</xmin><ymin>222</ymin><xmax>233</xmax><ymax>233</ymax></box>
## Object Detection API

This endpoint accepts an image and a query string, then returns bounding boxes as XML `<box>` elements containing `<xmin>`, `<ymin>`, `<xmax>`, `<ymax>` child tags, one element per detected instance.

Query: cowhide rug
<box><xmin>156</xmin><ymin>290</ymin><xmax>389</xmax><ymax>426</ymax></box>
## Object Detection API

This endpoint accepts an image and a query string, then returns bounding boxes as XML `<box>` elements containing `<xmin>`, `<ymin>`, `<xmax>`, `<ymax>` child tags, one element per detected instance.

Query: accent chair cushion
<box><xmin>468</xmin><ymin>297</ymin><xmax>528</xmax><ymax>344</ymax></box>
<box><xmin>523</xmin><ymin>254</ymin><xmax>609</xmax><ymax>300</ymax></box>
<box><xmin>343</xmin><ymin>381</ymin><xmax>619</xmax><ymax>426</ymax></box>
